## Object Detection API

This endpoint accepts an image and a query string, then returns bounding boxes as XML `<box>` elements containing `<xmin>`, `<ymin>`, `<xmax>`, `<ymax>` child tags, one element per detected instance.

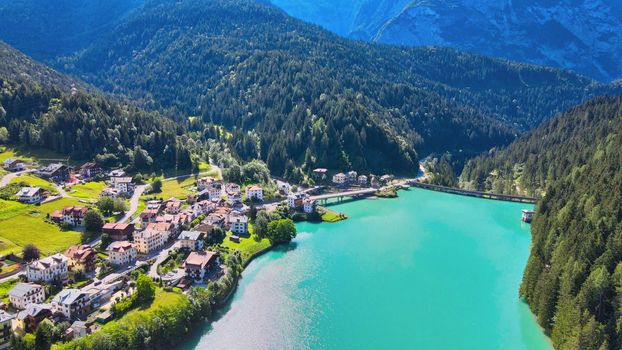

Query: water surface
<box><xmin>181</xmin><ymin>188</ymin><xmax>552</xmax><ymax>350</ymax></box>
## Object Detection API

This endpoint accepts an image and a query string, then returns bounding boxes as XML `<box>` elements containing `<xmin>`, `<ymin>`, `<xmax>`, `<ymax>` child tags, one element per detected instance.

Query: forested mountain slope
<box><xmin>271</xmin><ymin>0</ymin><xmax>622</xmax><ymax>82</ymax></box>
<box><xmin>61</xmin><ymin>0</ymin><xmax>618</xmax><ymax>176</ymax></box>
<box><xmin>0</xmin><ymin>41</ymin><xmax>81</xmax><ymax>92</ymax></box>
<box><xmin>0</xmin><ymin>0</ymin><xmax>146</xmax><ymax>63</ymax></box>
<box><xmin>460</xmin><ymin>95</ymin><xmax>622</xmax><ymax>196</ymax></box>
<box><xmin>507</xmin><ymin>96</ymin><xmax>622</xmax><ymax>350</ymax></box>
<box><xmin>0</xmin><ymin>42</ymin><xmax>192</xmax><ymax>172</ymax></box>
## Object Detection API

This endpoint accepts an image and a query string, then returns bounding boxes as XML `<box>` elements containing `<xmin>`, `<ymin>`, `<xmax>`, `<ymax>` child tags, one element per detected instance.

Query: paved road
<box><xmin>118</xmin><ymin>184</ymin><xmax>147</xmax><ymax>224</ymax></box>
<box><xmin>0</xmin><ymin>169</ymin><xmax>33</xmax><ymax>187</ymax></box>
<box><xmin>148</xmin><ymin>242</ymin><xmax>179</xmax><ymax>278</ymax></box>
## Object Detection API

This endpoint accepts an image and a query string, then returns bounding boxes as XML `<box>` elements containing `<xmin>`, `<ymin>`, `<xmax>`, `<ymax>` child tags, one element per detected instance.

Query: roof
<box><xmin>522</xmin><ymin>210</ymin><xmax>535</xmax><ymax>214</ymax></box>
<box><xmin>52</xmin><ymin>289</ymin><xmax>88</xmax><ymax>305</ymax></box>
<box><xmin>102</xmin><ymin>222</ymin><xmax>133</xmax><ymax>231</ymax></box>
<box><xmin>184</xmin><ymin>251</ymin><xmax>218</xmax><ymax>268</ymax></box>
<box><xmin>146</xmin><ymin>222</ymin><xmax>173</xmax><ymax>231</ymax></box>
<box><xmin>313</xmin><ymin>168</ymin><xmax>328</xmax><ymax>173</ymax></box>
<box><xmin>17</xmin><ymin>187</ymin><xmax>42</xmax><ymax>197</ymax></box>
<box><xmin>0</xmin><ymin>311</ymin><xmax>15</xmax><ymax>323</ymax></box>
<box><xmin>112</xmin><ymin>177</ymin><xmax>133</xmax><ymax>183</ymax></box>
<box><xmin>247</xmin><ymin>185</ymin><xmax>262</xmax><ymax>191</ymax></box>
<box><xmin>178</xmin><ymin>231</ymin><xmax>203</xmax><ymax>241</ymax></box>
<box><xmin>62</xmin><ymin>206</ymin><xmax>88</xmax><ymax>216</ymax></box>
<box><xmin>29</xmin><ymin>253</ymin><xmax>68</xmax><ymax>271</ymax></box>
<box><xmin>80</xmin><ymin>162</ymin><xmax>100</xmax><ymax>170</ymax></box>
<box><xmin>17</xmin><ymin>303</ymin><xmax>53</xmax><ymax>320</ymax></box>
<box><xmin>8</xmin><ymin>283</ymin><xmax>43</xmax><ymax>298</ymax></box>
<box><xmin>38</xmin><ymin>163</ymin><xmax>66</xmax><ymax>175</ymax></box>
<box><xmin>107</xmin><ymin>241</ymin><xmax>135</xmax><ymax>253</ymax></box>
<box><xmin>229</xmin><ymin>214</ymin><xmax>248</xmax><ymax>224</ymax></box>
<box><xmin>64</xmin><ymin>245</ymin><xmax>95</xmax><ymax>261</ymax></box>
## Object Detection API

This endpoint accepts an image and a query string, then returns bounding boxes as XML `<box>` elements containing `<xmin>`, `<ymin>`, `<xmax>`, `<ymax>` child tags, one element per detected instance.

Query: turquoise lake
<box><xmin>180</xmin><ymin>188</ymin><xmax>553</xmax><ymax>349</ymax></box>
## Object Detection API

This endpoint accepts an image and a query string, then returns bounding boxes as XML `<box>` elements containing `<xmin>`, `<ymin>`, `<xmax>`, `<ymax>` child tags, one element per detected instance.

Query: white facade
<box><xmin>52</xmin><ymin>289</ymin><xmax>90</xmax><ymax>319</ymax></box>
<box><xmin>358</xmin><ymin>175</ymin><xmax>368</xmax><ymax>186</ymax></box>
<box><xmin>245</xmin><ymin>185</ymin><xmax>263</xmax><ymax>201</ymax></box>
<box><xmin>8</xmin><ymin>283</ymin><xmax>45</xmax><ymax>310</ymax></box>
<box><xmin>106</xmin><ymin>241</ymin><xmax>137</xmax><ymax>265</ymax></box>
<box><xmin>16</xmin><ymin>187</ymin><xmax>44</xmax><ymax>204</ymax></box>
<box><xmin>229</xmin><ymin>214</ymin><xmax>248</xmax><ymax>234</ymax></box>
<box><xmin>26</xmin><ymin>254</ymin><xmax>69</xmax><ymax>283</ymax></box>
<box><xmin>111</xmin><ymin>177</ymin><xmax>135</xmax><ymax>194</ymax></box>
<box><xmin>303</xmin><ymin>199</ymin><xmax>316</xmax><ymax>214</ymax></box>
<box><xmin>332</xmin><ymin>173</ymin><xmax>347</xmax><ymax>185</ymax></box>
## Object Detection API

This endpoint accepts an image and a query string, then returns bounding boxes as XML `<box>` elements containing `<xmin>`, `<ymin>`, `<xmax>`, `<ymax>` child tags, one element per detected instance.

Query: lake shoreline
<box><xmin>178</xmin><ymin>187</ymin><xmax>551</xmax><ymax>350</ymax></box>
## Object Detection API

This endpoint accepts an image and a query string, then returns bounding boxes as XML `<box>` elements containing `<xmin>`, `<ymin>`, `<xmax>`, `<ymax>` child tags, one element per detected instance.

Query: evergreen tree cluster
<box><xmin>61</xmin><ymin>0</ymin><xmax>620</xmax><ymax>175</ymax></box>
<box><xmin>0</xmin><ymin>77</ymin><xmax>192</xmax><ymax>171</ymax></box>
<box><xmin>460</xmin><ymin>96</ymin><xmax>622</xmax><ymax>197</ymax></box>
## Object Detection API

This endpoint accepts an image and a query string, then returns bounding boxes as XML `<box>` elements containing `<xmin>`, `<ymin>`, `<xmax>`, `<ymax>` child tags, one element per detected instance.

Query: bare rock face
<box><xmin>272</xmin><ymin>0</ymin><xmax>622</xmax><ymax>82</ymax></box>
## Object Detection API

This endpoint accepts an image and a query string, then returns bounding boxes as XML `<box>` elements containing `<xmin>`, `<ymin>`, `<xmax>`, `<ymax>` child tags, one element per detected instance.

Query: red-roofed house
<box><xmin>184</xmin><ymin>251</ymin><xmax>220</xmax><ymax>281</ymax></box>
<box><xmin>102</xmin><ymin>222</ymin><xmax>135</xmax><ymax>241</ymax></box>
<box><xmin>63</xmin><ymin>245</ymin><xmax>96</xmax><ymax>273</ymax></box>
<box><xmin>106</xmin><ymin>241</ymin><xmax>137</xmax><ymax>265</ymax></box>
<box><xmin>61</xmin><ymin>206</ymin><xmax>89</xmax><ymax>227</ymax></box>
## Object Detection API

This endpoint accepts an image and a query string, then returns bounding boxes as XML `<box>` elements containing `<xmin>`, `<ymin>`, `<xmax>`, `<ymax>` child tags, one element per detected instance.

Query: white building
<box><xmin>178</xmin><ymin>231</ymin><xmax>205</xmax><ymax>251</ymax></box>
<box><xmin>303</xmin><ymin>198</ymin><xmax>316</xmax><ymax>214</ymax></box>
<box><xmin>52</xmin><ymin>289</ymin><xmax>91</xmax><ymax>319</ymax></box>
<box><xmin>3</xmin><ymin>158</ymin><xmax>25</xmax><ymax>172</ymax></box>
<box><xmin>207</xmin><ymin>183</ymin><xmax>223</xmax><ymax>201</ymax></box>
<box><xmin>245</xmin><ymin>185</ymin><xmax>263</xmax><ymax>201</ymax></box>
<box><xmin>332</xmin><ymin>173</ymin><xmax>347</xmax><ymax>186</ymax></box>
<box><xmin>8</xmin><ymin>283</ymin><xmax>45</xmax><ymax>310</ymax></box>
<box><xmin>347</xmin><ymin>171</ymin><xmax>358</xmax><ymax>183</ymax></box>
<box><xmin>133</xmin><ymin>230</ymin><xmax>164</xmax><ymax>255</ymax></box>
<box><xmin>106</xmin><ymin>241</ymin><xmax>137</xmax><ymax>265</ymax></box>
<box><xmin>110</xmin><ymin>177</ymin><xmax>135</xmax><ymax>194</ymax></box>
<box><xmin>226</xmin><ymin>191</ymin><xmax>242</xmax><ymax>206</ymax></box>
<box><xmin>229</xmin><ymin>214</ymin><xmax>248</xmax><ymax>235</ymax></box>
<box><xmin>26</xmin><ymin>254</ymin><xmax>69</xmax><ymax>283</ymax></box>
<box><xmin>358</xmin><ymin>175</ymin><xmax>368</xmax><ymax>186</ymax></box>
<box><xmin>16</xmin><ymin>187</ymin><xmax>45</xmax><ymax>204</ymax></box>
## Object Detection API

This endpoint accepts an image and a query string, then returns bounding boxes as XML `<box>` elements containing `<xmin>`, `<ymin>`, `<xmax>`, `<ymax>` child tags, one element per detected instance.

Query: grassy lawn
<box><xmin>149</xmin><ymin>176</ymin><xmax>197</xmax><ymax>200</ymax></box>
<box><xmin>0</xmin><ymin>198</ymin><xmax>83</xmax><ymax>256</ymax></box>
<box><xmin>69</xmin><ymin>181</ymin><xmax>106</xmax><ymax>199</ymax></box>
<box><xmin>320</xmin><ymin>208</ymin><xmax>348</xmax><ymax>223</ymax></box>
<box><xmin>9</xmin><ymin>174</ymin><xmax>57</xmax><ymax>194</ymax></box>
<box><xmin>102</xmin><ymin>289</ymin><xmax>185</xmax><ymax>331</ymax></box>
<box><xmin>0</xmin><ymin>279</ymin><xmax>18</xmax><ymax>303</ymax></box>
<box><xmin>222</xmin><ymin>227</ymin><xmax>271</xmax><ymax>264</ymax></box>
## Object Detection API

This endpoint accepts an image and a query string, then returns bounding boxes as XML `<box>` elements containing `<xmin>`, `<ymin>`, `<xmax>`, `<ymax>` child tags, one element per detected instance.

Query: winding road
<box><xmin>0</xmin><ymin>169</ymin><xmax>33</xmax><ymax>187</ymax></box>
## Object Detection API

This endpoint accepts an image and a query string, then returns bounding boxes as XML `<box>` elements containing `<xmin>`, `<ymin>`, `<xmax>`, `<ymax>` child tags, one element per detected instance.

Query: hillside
<box><xmin>0</xmin><ymin>41</ymin><xmax>81</xmax><ymax>92</ymax></box>
<box><xmin>0</xmin><ymin>42</ymin><xmax>191</xmax><ymax>171</ymax></box>
<box><xmin>505</xmin><ymin>96</ymin><xmax>622</xmax><ymax>350</ymax></box>
<box><xmin>61</xmin><ymin>0</ymin><xmax>618</xmax><ymax>176</ymax></box>
<box><xmin>0</xmin><ymin>0</ymin><xmax>145</xmax><ymax>63</ymax></box>
<box><xmin>271</xmin><ymin>0</ymin><xmax>622</xmax><ymax>82</ymax></box>
<box><xmin>459</xmin><ymin>95</ymin><xmax>622</xmax><ymax>196</ymax></box>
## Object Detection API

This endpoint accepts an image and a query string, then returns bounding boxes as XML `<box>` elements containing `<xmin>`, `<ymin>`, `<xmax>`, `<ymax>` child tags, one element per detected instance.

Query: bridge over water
<box><xmin>311</xmin><ymin>188</ymin><xmax>377</xmax><ymax>204</ymax></box>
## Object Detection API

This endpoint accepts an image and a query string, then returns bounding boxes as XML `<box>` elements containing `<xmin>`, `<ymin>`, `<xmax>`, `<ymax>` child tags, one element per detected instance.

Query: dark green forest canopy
<box><xmin>460</xmin><ymin>95</ymin><xmax>622</xmax><ymax>196</ymax></box>
<box><xmin>60</xmin><ymin>0</ymin><xmax>620</xmax><ymax>175</ymax></box>
<box><xmin>506</xmin><ymin>96</ymin><xmax>622</xmax><ymax>350</ymax></box>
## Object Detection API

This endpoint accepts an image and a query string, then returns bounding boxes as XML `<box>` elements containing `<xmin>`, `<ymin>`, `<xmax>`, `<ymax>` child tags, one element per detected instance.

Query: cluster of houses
<box><xmin>329</xmin><ymin>170</ymin><xmax>393</xmax><ymax>188</ymax></box>
<box><xmin>0</xmin><ymin>243</ymin><xmax>123</xmax><ymax>346</ymax></box>
<box><xmin>10</xmin><ymin>160</ymin><xmax>135</xmax><ymax>205</ymax></box>
<box><xmin>287</xmin><ymin>192</ymin><xmax>316</xmax><ymax>214</ymax></box>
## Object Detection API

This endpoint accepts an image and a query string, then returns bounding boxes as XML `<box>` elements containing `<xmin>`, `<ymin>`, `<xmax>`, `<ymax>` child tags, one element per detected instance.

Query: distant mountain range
<box><xmin>0</xmin><ymin>0</ymin><xmax>620</xmax><ymax>176</ymax></box>
<box><xmin>0</xmin><ymin>0</ymin><xmax>145</xmax><ymax>62</ymax></box>
<box><xmin>271</xmin><ymin>0</ymin><xmax>622</xmax><ymax>82</ymax></box>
